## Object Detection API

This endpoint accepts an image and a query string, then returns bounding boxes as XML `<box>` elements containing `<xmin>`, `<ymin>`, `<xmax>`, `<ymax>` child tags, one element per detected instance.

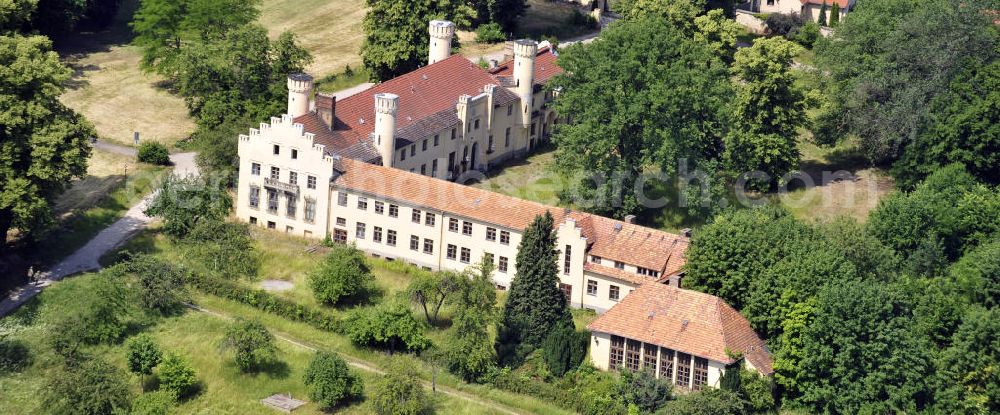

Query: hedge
<box><xmin>186</xmin><ymin>273</ymin><xmax>343</xmax><ymax>333</ymax></box>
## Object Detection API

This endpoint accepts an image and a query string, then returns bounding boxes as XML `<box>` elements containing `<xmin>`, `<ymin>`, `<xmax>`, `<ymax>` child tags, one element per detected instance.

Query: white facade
<box><xmin>589</xmin><ymin>332</ymin><xmax>727</xmax><ymax>390</ymax></box>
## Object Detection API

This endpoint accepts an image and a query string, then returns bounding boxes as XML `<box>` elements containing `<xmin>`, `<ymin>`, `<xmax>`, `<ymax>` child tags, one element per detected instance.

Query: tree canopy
<box><xmin>361</xmin><ymin>0</ymin><xmax>473</xmax><ymax>81</ymax></box>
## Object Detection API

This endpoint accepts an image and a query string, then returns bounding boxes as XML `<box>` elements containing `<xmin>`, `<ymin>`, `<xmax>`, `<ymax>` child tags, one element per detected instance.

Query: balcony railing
<box><xmin>264</xmin><ymin>177</ymin><xmax>299</xmax><ymax>194</ymax></box>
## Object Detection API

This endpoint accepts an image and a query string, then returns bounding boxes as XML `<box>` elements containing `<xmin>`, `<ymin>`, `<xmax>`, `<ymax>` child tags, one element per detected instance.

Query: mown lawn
<box><xmin>260</xmin><ymin>0</ymin><xmax>367</xmax><ymax>77</ymax></box>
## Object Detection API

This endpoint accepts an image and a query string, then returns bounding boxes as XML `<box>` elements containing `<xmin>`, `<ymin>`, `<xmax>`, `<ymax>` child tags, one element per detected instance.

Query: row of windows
<box><xmin>399</xmin><ymin>129</ymin><xmax>454</xmax><ymax>162</ymax></box>
<box><xmin>591</xmin><ymin>255</ymin><xmax>657</xmax><ymax>278</ymax></box>
<box><xmin>250</xmin><ymin>163</ymin><xmax>317</xmax><ymax>189</ymax></box>
<box><xmin>248</xmin><ymin>186</ymin><xmax>316</xmax><ymax>223</ymax></box>
<box><xmin>585</xmin><ymin>279</ymin><xmax>625</xmax><ymax>301</ymax></box>
<box><xmin>445</xmin><ymin>244</ymin><xmax>509</xmax><ymax>272</ymax></box>
<box><xmin>397</xmin><ymin>125</ymin><xmax>515</xmax><ymax>167</ymax></box>
<box><xmin>271</xmin><ymin>144</ymin><xmax>299</xmax><ymax>160</ymax></box>
<box><xmin>609</xmin><ymin>337</ymin><xmax>709</xmax><ymax>390</ymax></box>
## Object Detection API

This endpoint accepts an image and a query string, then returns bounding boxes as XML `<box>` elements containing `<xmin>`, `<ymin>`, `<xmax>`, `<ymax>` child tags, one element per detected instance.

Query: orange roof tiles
<box><xmin>584</xmin><ymin>262</ymin><xmax>652</xmax><ymax>285</ymax></box>
<box><xmin>587</xmin><ymin>283</ymin><xmax>773</xmax><ymax>374</ymax></box>
<box><xmin>331</xmin><ymin>158</ymin><xmax>687</xmax><ymax>271</ymax></box>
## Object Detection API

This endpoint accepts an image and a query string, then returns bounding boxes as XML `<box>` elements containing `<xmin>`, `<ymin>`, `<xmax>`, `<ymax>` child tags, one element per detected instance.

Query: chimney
<box><xmin>512</xmin><ymin>39</ymin><xmax>538</xmax><ymax>128</ymax></box>
<box><xmin>373</xmin><ymin>93</ymin><xmax>399</xmax><ymax>167</ymax></box>
<box><xmin>315</xmin><ymin>93</ymin><xmax>335</xmax><ymax>130</ymax></box>
<box><xmin>286</xmin><ymin>73</ymin><xmax>314</xmax><ymax>118</ymax></box>
<box><xmin>428</xmin><ymin>20</ymin><xmax>456</xmax><ymax>65</ymax></box>
<box><xmin>623</xmin><ymin>215</ymin><xmax>636</xmax><ymax>224</ymax></box>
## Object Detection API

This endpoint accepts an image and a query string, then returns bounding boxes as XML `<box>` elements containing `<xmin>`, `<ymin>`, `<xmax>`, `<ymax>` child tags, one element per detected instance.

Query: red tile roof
<box><xmin>584</xmin><ymin>262</ymin><xmax>651</xmax><ymax>285</ymax></box>
<box><xmin>331</xmin><ymin>158</ymin><xmax>687</xmax><ymax>270</ymax></box>
<box><xmin>588</xmin><ymin>283</ymin><xmax>773</xmax><ymax>374</ymax></box>
<box><xmin>800</xmin><ymin>0</ymin><xmax>852</xmax><ymax>8</ymax></box>
<box><xmin>489</xmin><ymin>46</ymin><xmax>563</xmax><ymax>85</ymax></box>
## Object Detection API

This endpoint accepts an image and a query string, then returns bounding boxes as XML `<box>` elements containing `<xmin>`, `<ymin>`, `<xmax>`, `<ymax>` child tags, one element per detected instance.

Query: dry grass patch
<box><xmin>260</xmin><ymin>0</ymin><xmax>367</xmax><ymax>76</ymax></box>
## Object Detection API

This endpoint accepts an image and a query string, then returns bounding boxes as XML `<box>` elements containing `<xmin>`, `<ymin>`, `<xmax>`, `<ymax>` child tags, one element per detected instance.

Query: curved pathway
<box><xmin>0</xmin><ymin>145</ymin><xmax>197</xmax><ymax>316</ymax></box>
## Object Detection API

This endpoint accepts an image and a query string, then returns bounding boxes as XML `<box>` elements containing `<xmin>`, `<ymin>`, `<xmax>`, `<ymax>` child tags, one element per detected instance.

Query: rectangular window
<box><xmin>659</xmin><ymin>348</ymin><xmax>675</xmax><ymax>381</ymax></box>
<box><xmin>334</xmin><ymin>229</ymin><xmax>347</xmax><ymax>243</ymax></box>
<box><xmin>625</xmin><ymin>340</ymin><xmax>641</xmax><ymax>372</ymax></box>
<box><xmin>448</xmin><ymin>218</ymin><xmax>459</xmax><ymax>232</ymax></box>
<box><xmin>474</xmin><ymin>119</ymin><xmax>480</xmax><ymax>130</ymax></box>
<box><xmin>286</xmin><ymin>194</ymin><xmax>296</xmax><ymax>218</ymax></box>
<box><xmin>304</xmin><ymin>198</ymin><xmax>315</xmax><ymax>223</ymax></box>
<box><xmin>273</xmin><ymin>144</ymin><xmax>280</xmax><ymax>155</ymax></box>
<box><xmin>423</xmin><ymin>239</ymin><xmax>434</xmax><ymax>254</ymax></box>
<box><xmin>251</xmin><ymin>162</ymin><xmax>261</xmax><ymax>176</ymax></box>
<box><xmin>586</xmin><ymin>279</ymin><xmax>597</xmax><ymax>296</ymax></box>
<box><xmin>462</xmin><ymin>221</ymin><xmax>472</xmax><ymax>236</ymax></box>
<box><xmin>291</xmin><ymin>149</ymin><xmax>298</xmax><ymax>159</ymax></box>
<box><xmin>484</xmin><ymin>252</ymin><xmax>495</xmax><ymax>266</ymax></box>
<box><xmin>434</xmin><ymin>134</ymin><xmax>439</xmax><ymax>146</ymax></box>
<box><xmin>374</xmin><ymin>226</ymin><xmax>383</xmax><ymax>243</ymax></box>
<box><xmin>422</xmin><ymin>139</ymin><xmax>428</xmax><ymax>151</ymax></box>
<box><xmin>249</xmin><ymin>216</ymin><xmax>257</xmax><ymax>225</ymax></box>
<box><xmin>425</xmin><ymin>212</ymin><xmax>435</xmax><ymax>227</ymax></box>
<box><xmin>410</xmin><ymin>144</ymin><xmax>416</xmax><ymax>157</ymax></box>
<box><xmin>411</xmin><ymin>209</ymin><xmax>421</xmax><ymax>223</ymax></box>
<box><xmin>486</xmin><ymin>227</ymin><xmax>497</xmax><ymax>241</ymax></box>
<box><xmin>386</xmin><ymin>230</ymin><xmax>397</xmax><ymax>246</ymax></box>
<box><xmin>389</xmin><ymin>204</ymin><xmax>399</xmax><ymax>218</ymax></box>
<box><xmin>460</xmin><ymin>247</ymin><xmax>471</xmax><ymax>263</ymax></box>
<box><xmin>410</xmin><ymin>235</ymin><xmax>420</xmax><ymax>251</ymax></box>
<box><xmin>504</xmin><ymin>128</ymin><xmax>511</xmax><ymax>148</ymax></box>
<box><xmin>530</xmin><ymin>123</ymin><xmax>536</xmax><ymax>136</ymax></box>
<box><xmin>447</xmin><ymin>244</ymin><xmax>457</xmax><ymax>260</ymax></box>
<box><xmin>564</xmin><ymin>245</ymin><xmax>572</xmax><ymax>275</ymax></box>
<box><xmin>498</xmin><ymin>256</ymin><xmax>509</xmax><ymax>273</ymax></box>
<box><xmin>267</xmin><ymin>189</ymin><xmax>278</xmax><ymax>213</ymax></box>
<box><xmin>431</xmin><ymin>160</ymin><xmax>438</xmax><ymax>178</ymax></box>
<box><xmin>451</xmin><ymin>128</ymin><xmax>456</xmax><ymax>140</ymax></box>
<box><xmin>400</xmin><ymin>149</ymin><xmax>406</xmax><ymax>161</ymax></box>
<box><xmin>609</xmin><ymin>285</ymin><xmax>621</xmax><ymax>301</ymax></box>
<box><xmin>356</xmin><ymin>222</ymin><xmax>366</xmax><ymax>239</ymax></box>
<box><xmin>307</xmin><ymin>175</ymin><xmax>316</xmax><ymax>189</ymax></box>
<box><xmin>693</xmin><ymin>357</ymin><xmax>709</xmax><ymax>390</ymax></box>
<box><xmin>288</xmin><ymin>171</ymin><xmax>300</xmax><ymax>185</ymax></box>
<box><xmin>488</xmin><ymin>135</ymin><xmax>494</xmax><ymax>151</ymax></box>
<box><xmin>356</xmin><ymin>197</ymin><xmax>367</xmax><ymax>210</ymax></box>
<box><xmin>268</xmin><ymin>221</ymin><xmax>276</xmax><ymax>230</ymax></box>
<box><xmin>609</xmin><ymin>336</ymin><xmax>625</xmax><ymax>371</ymax></box>
<box><xmin>676</xmin><ymin>352</ymin><xmax>692</xmax><ymax>388</ymax></box>
<box><xmin>248</xmin><ymin>185</ymin><xmax>260</xmax><ymax>209</ymax></box>
<box><xmin>374</xmin><ymin>201</ymin><xmax>384</xmax><ymax>214</ymax></box>
<box><xmin>420</xmin><ymin>164</ymin><xmax>426</xmax><ymax>175</ymax></box>
<box><xmin>287</xmin><ymin>226</ymin><xmax>294</xmax><ymax>234</ymax></box>
<box><xmin>559</xmin><ymin>283</ymin><xmax>572</xmax><ymax>302</ymax></box>
<box><xmin>500</xmin><ymin>231</ymin><xmax>510</xmax><ymax>245</ymax></box>
<box><xmin>338</xmin><ymin>192</ymin><xmax>348</xmax><ymax>206</ymax></box>
<box><xmin>615</xmin><ymin>261</ymin><xmax>625</xmax><ymax>270</ymax></box>
<box><xmin>507</xmin><ymin>104</ymin><xmax>513</xmax><ymax>116</ymax></box>
<box><xmin>270</xmin><ymin>166</ymin><xmax>280</xmax><ymax>180</ymax></box>
<box><xmin>591</xmin><ymin>255</ymin><xmax>602</xmax><ymax>263</ymax></box>
<box><xmin>336</xmin><ymin>217</ymin><xmax>346</xmax><ymax>227</ymax></box>
<box><xmin>644</xmin><ymin>343</ymin><xmax>658</xmax><ymax>371</ymax></box>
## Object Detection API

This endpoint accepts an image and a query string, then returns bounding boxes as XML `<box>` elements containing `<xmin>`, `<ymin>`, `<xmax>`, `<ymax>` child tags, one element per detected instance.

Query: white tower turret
<box><xmin>287</xmin><ymin>73</ymin><xmax>314</xmax><ymax>118</ymax></box>
<box><xmin>428</xmin><ymin>20</ymin><xmax>456</xmax><ymax>65</ymax></box>
<box><xmin>374</xmin><ymin>93</ymin><xmax>400</xmax><ymax>167</ymax></box>
<box><xmin>513</xmin><ymin>39</ymin><xmax>538</xmax><ymax>128</ymax></box>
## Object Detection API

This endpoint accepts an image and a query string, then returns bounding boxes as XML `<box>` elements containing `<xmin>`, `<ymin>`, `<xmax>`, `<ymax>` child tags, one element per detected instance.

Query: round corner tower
<box><xmin>287</xmin><ymin>73</ymin><xmax>314</xmax><ymax>118</ymax></box>
<box><xmin>374</xmin><ymin>93</ymin><xmax>400</xmax><ymax>167</ymax></box>
<box><xmin>513</xmin><ymin>39</ymin><xmax>538</xmax><ymax>128</ymax></box>
<box><xmin>428</xmin><ymin>20</ymin><xmax>456</xmax><ymax>65</ymax></box>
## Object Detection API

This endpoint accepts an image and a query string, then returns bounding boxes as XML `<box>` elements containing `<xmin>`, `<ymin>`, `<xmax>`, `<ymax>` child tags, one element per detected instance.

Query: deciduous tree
<box><xmin>44</xmin><ymin>357</ymin><xmax>134</xmax><ymax>415</ymax></box>
<box><xmin>157</xmin><ymin>353</ymin><xmax>198</xmax><ymax>398</ymax></box>
<box><xmin>361</xmin><ymin>0</ymin><xmax>473</xmax><ymax>81</ymax></box>
<box><xmin>934</xmin><ymin>307</ymin><xmax>1000</xmax><ymax>414</ymax></box>
<box><xmin>304</xmin><ymin>352</ymin><xmax>364</xmax><ymax>410</ymax></box>
<box><xmin>126</xmin><ymin>334</ymin><xmax>162</xmax><ymax>391</ymax></box>
<box><xmin>220</xmin><ymin>318</ymin><xmax>277</xmax><ymax>372</ymax></box>
<box><xmin>144</xmin><ymin>175</ymin><xmax>232</xmax><ymax>238</ymax></box>
<box><xmin>371</xmin><ymin>359</ymin><xmax>434</xmax><ymax>415</ymax></box>
<box><xmin>309</xmin><ymin>244</ymin><xmax>376</xmax><ymax>306</ymax></box>
<box><xmin>444</xmin><ymin>257</ymin><xmax>498</xmax><ymax>381</ymax></box>
<box><xmin>407</xmin><ymin>270</ymin><xmax>462</xmax><ymax>324</ymax></box>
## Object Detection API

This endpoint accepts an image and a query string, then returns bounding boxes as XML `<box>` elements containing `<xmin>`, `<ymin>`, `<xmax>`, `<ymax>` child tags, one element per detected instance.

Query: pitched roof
<box><xmin>330</xmin><ymin>158</ymin><xmax>688</xmax><ymax>270</ymax></box>
<box><xmin>800</xmin><ymin>0</ymin><xmax>852</xmax><ymax>8</ymax></box>
<box><xmin>587</xmin><ymin>283</ymin><xmax>773</xmax><ymax>374</ymax></box>
<box><xmin>295</xmin><ymin>55</ymin><xmax>519</xmax><ymax>156</ymax></box>
<box><xmin>490</xmin><ymin>46</ymin><xmax>563</xmax><ymax>85</ymax></box>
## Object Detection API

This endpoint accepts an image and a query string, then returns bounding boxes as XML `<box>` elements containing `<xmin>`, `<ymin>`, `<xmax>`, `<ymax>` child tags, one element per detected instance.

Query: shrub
<box><xmin>158</xmin><ymin>353</ymin><xmax>199</xmax><ymax>398</ymax></box>
<box><xmin>44</xmin><ymin>357</ymin><xmax>134</xmax><ymax>415</ymax></box>
<box><xmin>304</xmin><ymin>352</ymin><xmax>364</xmax><ymax>410</ymax></box>
<box><xmin>344</xmin><ymin>302</ymin><xmax>430</xmax><ymax>352</ymax></box>
<box><xmin>791</xmin><ymin>21</ymin><xmax>820</xmax><ymax>48</ymax></box>
<box><xmin>184</xmin><ymin>219</ymin><xmax>260</xmax><ymax>279</ymax></box>
<box><xmin>81</xmin><ymin>272</ymin><xmax>131</xmax><ymax>345</ymax></box>
<box><xmin>126</xmin><ymin>334</ymin><xmax>162</xmax><ymax>391</ymax></box>
<box><xmin>137</xmin><ymin>141</ymin><xmax>171</xmax><ymax>165</ymax></box>
<box><xmin>475</xmin><ymin>22</ymin><xmax>506</xmax><ymax>43</ymax></box>
<box><xmin>765</xmin><ymin>12</ymin><xmax>805</xmax><ymax>37</ymax></box>
<box><xmin>657</xmin><ymin>388</ymin><xmax>746</xmax><ymax>415</ymax></box>
<box><xmin>220</xmin><ymin>318</ymin><xmax>277</xmax><ymax>372</ymax></box>
<box><xmin>566</xmin><ymin>9</ymin><xmax>599</xmax><ymax>29</ymax></box>
<box><xmin>0</xmin><ymin>339</ymin><xmax>31</xmax><ymax>374</ymax></box>
<box><xmin>144</xmin><ymin>175</ymin><xmax>233</xmax><ymax>238</ymax></box>
<box><xmin>309</xmin><ymin>244</ymin><xmax>376</xmax><ymax>306</ymax></box>
<box><xmin>618</xmin><ymin>368</ymin><xmax>671</xmax><ymax>413</ymax></box>
<box><xmin>125</xmin><ymin>253</ymin><xmax>187</xmax><ymax>314</ymax></box>
<box><xmin>132</xmin><ymin>390</ymin><xmax>177</xmax><ymax>415</ymax></box>
<box><xmin>541</xmin><ymin>324</ymin><xmax>588</xmax><ymax>377</ymax></box>
<box><xmin>371</xmin><ymin>360</ymin><xmax>434</xmax><ymax>415</ymax></box>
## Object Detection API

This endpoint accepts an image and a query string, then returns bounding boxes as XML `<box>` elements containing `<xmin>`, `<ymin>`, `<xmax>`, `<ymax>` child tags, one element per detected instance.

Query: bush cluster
<box><xmin>137</xmin><ymin>142</ymin><xmax>171</xmax><ymax>165</ymax></box>
<box><xmin>475</xmin><ymin>23</ymin><xmax>506</xmax><ymax>43</ymax></box>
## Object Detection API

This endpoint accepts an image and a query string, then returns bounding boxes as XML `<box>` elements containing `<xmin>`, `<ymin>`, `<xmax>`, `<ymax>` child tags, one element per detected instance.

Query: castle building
<box><xmin>235</xmin><ymin>21</ymin><xmax>689</xmax><ymax>313</ymax></box>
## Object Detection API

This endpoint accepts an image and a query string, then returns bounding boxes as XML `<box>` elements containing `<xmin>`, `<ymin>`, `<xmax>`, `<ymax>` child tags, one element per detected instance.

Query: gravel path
<box><xmin>0</xmin><ymin>146</ymin><xmax>198</xmax><ymax>317</ymax></box>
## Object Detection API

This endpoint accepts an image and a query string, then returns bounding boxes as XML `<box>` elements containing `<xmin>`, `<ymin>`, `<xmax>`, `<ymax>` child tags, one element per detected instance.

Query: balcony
<box><xmin>264</xmin><ymin>177</ymin><xmax>299</xmax><ymax>195</ymax></box>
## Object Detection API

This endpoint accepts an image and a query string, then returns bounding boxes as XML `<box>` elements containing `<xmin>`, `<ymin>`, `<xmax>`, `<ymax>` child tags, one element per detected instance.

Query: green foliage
<box><xmin>82</xmin><ymin>271</ymin><xmax>131</xmax><ymax>344</ymax></box>
<box><xmin>144</xmin><ymin>175</ymin><xmax>233</xmax><ymax>238</ymax></box>
<box><xmin>814</xmin><ymin>0</ymin><xmax>997</xmax><ymax>166</ymax></box>
<box><xmin>309</xmin><ymin>244</ymin><xmax>376</xmax><ymax>306</ymax></box>
<box><xmin>344</xmin><ymin>302</ymin><xmax>430</xmax><ymax>352</ymax></box>
<box><xmin>618</xmin><ymin>368</ymin><xmax>671</xmax><ymax>413</ymax></box>
<box><xmin>126</xmin><ymin>334</ymin><xmax>162</xmax><ymax>390</ymax></box>
<box><xmin>693</xmin><ymin>9</ymin><xmax>744</xmax><ymax>61</ymax></box>
<box><xmin>934</xmin><ymin>307</ymin><xmax>1000</xmax><ymax>414</ymax></box>
<box><xmin>829</xmin><ymin>2</ymin><xmax>840</xmax><ymax>26</ymax></box>
<box><xmin>137</xmin><ymin>141</ymin><xmax>171</xmax><ymax>165</ymax></box>
<box><xmin>303</xmin><ymin>351</ymin><xmax>364</xmax><ymax>410</ymax></box>
<box><xmin>361</xmin><ymin>0</ymin><xmax>472</xmax><ymax>81</ymax></box>
<box><xmin>183</xmin><ymin>219</ymin><xmax>260</xmax><ymax>279</ymax></box>
<box><xmin>792</xmin><ymin>21</ymin><xmax>820</xmax><ymax>48</ymax></box>
<box><xmin>220</xmin><ymin>318</ymin><xmax>278</xmax><ymax>372</ymax></box>
<box><xmin>21</xmin><ymin>0</ymin><xmax>121</xmax><ymax>37</ymax></box>
<box><xmin>541</xmin><ymin>325</ymin><xmax>588</xmax><ymax>377</ymax></box>
<box><xmin>444</xmin><ymin>258</ymin><xmax>498</xmax><ymax>381</ymax></box>
<box><xmin>497</xmin><ymin>212</ymin><xmax>573</xmax><ymax>364</ymax></box>
<box><xmin>370</xmin><ymin>359</ymin><xmax>435</xmax><ymax>415</ymax></box>
<box><xmin>0</xmin><ymin>34</ymin><xmax>94</xmax><ymax>249</ymax></box>
<box><xmin>157</xmin><ymin>353</ymin><xmax>199</xmax><ymax>398</ymax></box>
<box><xmin>468</xmin><ymin>0</ymin><xmax>528</xmax><ymax>32</ymax></box>
<box><xmin>738</xmin><ymin>369</ymin><xmax>775</xmax><ymax>412</ymax></box>
<box><xmin>764</xmin><ymin>12</ymin><xmax>805</xmax><ymax>37</ymax></box>
<box><xmin>407</xmin><ymin>270</ymin><xmax>462</xmax><ymax>324</ymax></box>
<box><xmin>950</xmin><ymin>239</ymin><xmax>1000</xmax><ymax>308</ymax></box>
<box><xmin>615</xmin><ymin>0</ymin><xmax>705</xmax><ymax>33</ymax></box>
<box><xmin>186</xmin><ymin>272</ymin><xmax>343</xmax><ymax>332</ymax></box>
<box><xmin>0</xmin><ymin>338</ymin><xmax>31</xmax><ymax>374</ymax></box>
<box><xmin>125</xmin><ymin>253</ymin><xmax>187</xmax><ymax>314</ymax></box>
<box><xmin>817</xmin><ymin>1</ymin><xmax>827</xmax><ymax>26</ymax></box>
<box><xmin>656</xmin><ymin>388</ymin><xmax>745</xmax><ymax>415</ymax></box>
<box><xmin>549</xmin><ymin>15</ymin><xmax>730</xmax><ymax>217</ymax></box>
<box><xmin>44</xmin><ymin>357</ymin><xmax>134</xmax><ymax>415</ymax></box>
<box><xmin>0</xmin><ymin>0</ymin><xmax>37</xmax><ymax>32</ymax></box>
<box><xmin>474</xmin><ymin>22</ymin><xmax>505</xmax><ymax>43</ymax></box>
<box><xmin>792</xmin><ymin>280</ymin><xmax>932</xmax><ymax>413</ymax></box>
<box><xmin>131</xmin><ymin>390</ymin><xmax>177</xmax><ymax>415</ymax></box>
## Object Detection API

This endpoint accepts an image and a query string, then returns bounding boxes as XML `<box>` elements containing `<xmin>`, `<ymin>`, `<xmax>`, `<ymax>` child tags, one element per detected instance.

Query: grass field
<box><xmin>260</xmin><ymin>0</ymin><xmax>367</xmax><ymax>77</ymax></box>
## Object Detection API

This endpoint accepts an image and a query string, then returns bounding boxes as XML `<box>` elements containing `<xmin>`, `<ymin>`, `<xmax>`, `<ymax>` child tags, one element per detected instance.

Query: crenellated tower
<box><xmin>286</xmin><ymin>73</ymin><xmax>314</xmax><ymax>118</ymax></box>
<box><xmin>373</xmin><ymin>93</ymin><xmax>400</xmax><ymax>167</ymax></box>
<box><xmin>428</xmin><ymin>20</ymin><xmax>456</xmax><ymax>65</ymax></box>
